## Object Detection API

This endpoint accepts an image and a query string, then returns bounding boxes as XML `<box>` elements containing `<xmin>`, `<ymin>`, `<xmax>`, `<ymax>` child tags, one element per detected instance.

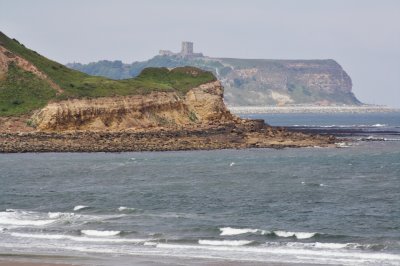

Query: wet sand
<box><xmin>0</xmin><ymin>261</ymin><xmax>73</xmax><ymax>266</ymax></box>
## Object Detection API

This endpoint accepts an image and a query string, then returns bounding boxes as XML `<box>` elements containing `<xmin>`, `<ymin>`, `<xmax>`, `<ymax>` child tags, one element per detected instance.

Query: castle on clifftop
<box><xmin>159</xmin><ymin>41</ymin><xmax>203</xmax><ymax>58</ymax></box>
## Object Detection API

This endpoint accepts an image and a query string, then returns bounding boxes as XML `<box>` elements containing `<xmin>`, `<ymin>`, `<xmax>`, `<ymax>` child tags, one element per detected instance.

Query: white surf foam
<box><xmin>73</xmin><ymin>205</ymin><xmax>89</xmax><ymax>211</ymax></box>
<box><xmin>336</xmin><ymin>142</ymin><xmax>351</xmax><ymax>148</ymax></box>
<box><xmin>144</xmin><ymin>241</ymin><xmax>158</xmax><ymax>246</ymax></box>
<box><xmin>0</xmin><ymin>211</ymin><xmax>56</xmax><ymax>226</ymax></box>
<box><xmin>81</xmin><ymin>230</ymin><xmax>121</xmax><ymax>237</ymax></box>
<box><xmin>48</xmin><ymin>212</ymin><xmax>75</xmax><ymax>219</ymax></box>
<box><xmin>199</xmin><ymin>239</ymin><xmax>253</xmax><ymax>246</ymax></box>
<box><xmin>117</xmin><ymin>206</ymin><xmax>136</xmax><ymax>212</ymax></box>
<box><xmin>49</xmin><ymin>211</ymin><xmax>124</xmax><ymax>225</ymax></box>
<box><xmin>219</xmin><ymin>227</ymin><xmax>268</xmax><ymax>236</ymax></box>
<box><xmin>11</xmin><ymin>232</ymin><xmax>147</xmax><ymax>243</ymax></box>
<box><xmin>314</xmin><ymin>242</ymin><xmax>351</xmax><ymax>249</ymax></box>
<box><xmin>6</xmin><ymin>234</ymin><xmax>399</xmax><ymax>266</ymax></box>
<box><xmin>156</xmin><ymin>241</ymin><xmax>400</xmax><ymax>265</ymax></box>
<box><xmin>279</xmin><ymin>241</ymin><xmax>350</xmax><ymax>250</ymax></box>
<box><xmin>372</xmin><ymin>124</ymin><xmax>387</xmax><ymax>127</ymax></box>
<box><xmin>274</xmin><ymin>230</ymin><xmax>316</xmax><ymax>239</ymax></box>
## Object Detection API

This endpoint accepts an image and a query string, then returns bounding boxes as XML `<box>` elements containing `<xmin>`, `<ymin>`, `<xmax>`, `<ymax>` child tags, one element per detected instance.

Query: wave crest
<box><xmin>273</xmin><ymin>230</ymin><xmax>316</xmax><ymax>239</ymax></box>
<box><xmin>0</xmin><ymin>210</ymin><xmax>56</xmax><ymax>226</ymax></box>
<box><xmin>11</xmin><ymin>232</ymin><xmax>147</xmax><ymax>243</ymax></box>
<box><xmin>199</xmin><ymin>239</ymin><xmax>253</xmax><ymax>246</ymax></box>
<box><xmin>81</xmin><ymin>230</ymin><xmax>121</xmax><ymax>237</ymax></box>
<box><xmin>73</xmin><ymin>205</ymin><xmax>89</xmax><ymax>211</ymax></box>
<box><xmin>219</xmin><ymin>227</ymin><xmax>269</xmax><ymax>236</ymax></box>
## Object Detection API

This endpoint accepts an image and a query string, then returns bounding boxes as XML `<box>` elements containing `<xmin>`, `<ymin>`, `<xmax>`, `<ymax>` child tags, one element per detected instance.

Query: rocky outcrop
<box><xmin>2</xmin><ymin>78</ymin><xmax>336</xmax><ymax>152</ymax></box>
<box><xmin>31</xmin><ymin>81</ymin><xmax>235</xmax><ymax>131</ymax></box>
<box><xmin>0</xmin><ymin>126</ymin><xmax>336</xmax><ymax>153</ymax></box>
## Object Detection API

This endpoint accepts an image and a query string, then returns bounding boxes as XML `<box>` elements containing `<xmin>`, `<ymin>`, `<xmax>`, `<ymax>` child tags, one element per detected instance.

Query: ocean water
<box><xmin>1</xmin><ymin>112</ymin><xmax>400</xmax><ymax>265</ymax></box>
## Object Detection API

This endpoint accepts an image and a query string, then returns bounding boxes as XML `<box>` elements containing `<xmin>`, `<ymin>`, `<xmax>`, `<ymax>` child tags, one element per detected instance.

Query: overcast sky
<box><xmin>1</xmin><ymin>0</ymin><xmax>399</xmax><ymax>107</ymax></box>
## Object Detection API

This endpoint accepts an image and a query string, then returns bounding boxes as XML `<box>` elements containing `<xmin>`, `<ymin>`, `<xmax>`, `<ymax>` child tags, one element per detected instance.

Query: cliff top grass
<box><xmin>0</xmin><ymin>31</ymin><xmax>216</xmax><ymax>116</ymax></box>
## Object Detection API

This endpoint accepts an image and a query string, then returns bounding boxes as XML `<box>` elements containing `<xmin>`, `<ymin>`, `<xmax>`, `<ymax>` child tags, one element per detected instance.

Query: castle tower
<box><xmin>181</xmin><ymin>41</ymin><xmax>193</xmax><ymax>55</ymax></box>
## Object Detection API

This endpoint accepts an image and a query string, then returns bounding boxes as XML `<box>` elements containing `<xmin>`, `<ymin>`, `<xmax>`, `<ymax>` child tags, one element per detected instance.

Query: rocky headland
<box><xmin>0</xmin><ymin>80</ymin><xmax>335</xmax><ymax>152</ymax></box>
<box><xmin>68</xmin><ymin>42</ymin><xmax>362</xmax><ymax>106</ymax></box>
<box><xmin>0</xmin><ymin>32</ymin><xmax>335</xmax><ymax>152</ymax></box>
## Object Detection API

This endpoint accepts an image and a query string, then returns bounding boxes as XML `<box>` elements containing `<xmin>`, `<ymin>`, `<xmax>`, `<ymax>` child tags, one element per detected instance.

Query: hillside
<box><xmin>0</xmin><ymin>32</ymin><xmax>215</xmax><ymax>116</ymax></box>
<box><xmin>68</xmin><ymin>44</ymin><xmax>362</xmax><ymax>106</ymax></box>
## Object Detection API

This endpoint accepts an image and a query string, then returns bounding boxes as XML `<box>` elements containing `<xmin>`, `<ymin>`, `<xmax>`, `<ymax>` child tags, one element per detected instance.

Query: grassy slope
<box><xmin>0</xmin><ymin>63</ymin><xmax>56</xmax><ymax>116</ymax></box>
<box><xmin>0</xmin><ymin>32</ymin><xmax>216</xmax><ymax>116</ymax></box>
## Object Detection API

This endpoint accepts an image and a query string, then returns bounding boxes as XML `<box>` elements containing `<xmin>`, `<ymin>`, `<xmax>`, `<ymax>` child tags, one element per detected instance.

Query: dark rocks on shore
<box><xmin>0</xmin><ymin>125</ymin><xmax>335</xmax><ymax>153</ymax></box>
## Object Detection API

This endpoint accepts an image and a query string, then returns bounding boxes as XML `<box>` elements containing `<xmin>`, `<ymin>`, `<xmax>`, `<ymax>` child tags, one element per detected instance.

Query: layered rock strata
<box><xmin>0</xmin><ymin>81</ymin><xmax>336</xmax><ymax>152</ymax></box>
<box><xmin>31</xmin><ymin>81</ymin><xmax>235</xmax><ymax>131</ymax></box>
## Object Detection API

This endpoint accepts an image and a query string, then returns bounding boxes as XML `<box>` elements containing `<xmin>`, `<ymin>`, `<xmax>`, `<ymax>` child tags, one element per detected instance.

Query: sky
<box><xmin>1</xmin><ymin>0</ymin><xmax>399</xmax><ymax>107</ymax></box>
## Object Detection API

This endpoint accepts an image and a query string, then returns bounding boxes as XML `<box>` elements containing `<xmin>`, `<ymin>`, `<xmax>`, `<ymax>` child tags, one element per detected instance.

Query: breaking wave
<box><xmin>273</xmin><ymin>230</ymin><xmax>316</xmax><ymax>239</ymax></box>
<box><xmin>199</xmin><ymin>239</ymin><xmax>253</xmax><ymax>246</ymax></box>
<box><xmin>219</xmin><ymin>227</ymin><xmax>269</xmax><ymax>236</ymax></box>
<box><xmin>81</xmin><ymin>230</ymin><xmax>121</xmax><ymax>237</ymax></box>
<box><xmin>11</xmin><ymin>232</ymin><xmax>148</xmax><ymax>243</ymax></box>
<box><xmin>73</xmin><ymin>205</ymin><xmax>89</xmax><ymax>211</ymax></box>
<box><xmin>117</xmin><ymin>206</ymin><xmax>137</xmax><ymax>212</ymax></box>
<box><xmin>0</xmin><ymin>210</ymin><xmax>57</xmax><ymax>226</ymax></box>
<box><xmin>0</xmin><ymin>209</ymin><xmax>125</xmax><ymax>229</ymax></box>
<box><xmin>264</xmin><ymin>241</ymin><xmax>388</xmax><ymax>251</ymax></box>
<box><xmin>48</xmin><ymin>212</ymin><xmax>76</xmax><ymax>219</ymax></box>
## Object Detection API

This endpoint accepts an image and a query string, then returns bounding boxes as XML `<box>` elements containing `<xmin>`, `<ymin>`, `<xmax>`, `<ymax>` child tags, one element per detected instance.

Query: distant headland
<box><xmin>68</xmin><ymin>41</ymin><xmax>363</xmax><ymax>107</ymax></box>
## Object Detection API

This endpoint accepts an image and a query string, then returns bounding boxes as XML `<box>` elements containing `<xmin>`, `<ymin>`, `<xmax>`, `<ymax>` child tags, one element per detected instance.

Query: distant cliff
<box><xmin>216</xmin><ymin>58</ymin><xmax>360</xmax><ymax>106</ymax></box>
<box><xmin>68</xmin><ymin>44</ymin><xmax>361</xmax><ymax>106</ymax></box>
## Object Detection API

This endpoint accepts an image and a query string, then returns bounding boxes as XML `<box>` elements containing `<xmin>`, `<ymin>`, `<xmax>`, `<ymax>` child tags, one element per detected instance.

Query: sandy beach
<box><xmin>0</xmin><ymin>261</ymin><xmax>73</xmax><ymax>266</ymax></box>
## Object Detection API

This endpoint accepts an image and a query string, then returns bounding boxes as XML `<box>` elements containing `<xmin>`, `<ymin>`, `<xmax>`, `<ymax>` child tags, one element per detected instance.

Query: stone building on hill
<box><xmin>159</xmin><ymin>41</ymin><xmax>203</xmax><ymax>58</ymax></box>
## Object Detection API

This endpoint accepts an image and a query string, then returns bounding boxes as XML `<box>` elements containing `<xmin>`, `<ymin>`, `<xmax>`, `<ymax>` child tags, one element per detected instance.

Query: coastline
<box><xmin>0</xmin><ymin>255</ymin><xmax>324</xmax><ymax>266</ymax></box>
<box><xmin>0</xmin><ymin>261</ymin><xmax>73</xmax><ymax>266</ymax></box>
<box><xmin>0</xmin><ymin>125</ymin><xmax>335</xmax><ymax>153</ymax></box>
<box><xmin>228</xmin><ymin>105</ymin><xmax>399</xmax><ymax>114</ymax></box>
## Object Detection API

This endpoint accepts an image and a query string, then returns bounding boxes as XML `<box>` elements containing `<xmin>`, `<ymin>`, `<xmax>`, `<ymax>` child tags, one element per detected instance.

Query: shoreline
<box><xmin>0</xmin><ymin>261</ymin><xmax>73</xmax><ymax>266</ymax></box>
<box><xmin>0</xmin><ymin>125</ymin><xmax>335</xmax><ymax>153</ymax></box>
<box><xmin>0</xmin><ymin>255</ymin><xmax>325</xmax><ymax>266</ymax></box>
<box><xmin>228</xmin><ymin>105</ymin><xmax>399</xmax><ymax>114</ymax></box>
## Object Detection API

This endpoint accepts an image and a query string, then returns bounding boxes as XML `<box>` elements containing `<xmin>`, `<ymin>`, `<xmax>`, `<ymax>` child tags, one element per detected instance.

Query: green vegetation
<box><xmin>57</xmin><ymin>67</ymin><xmax>215</xmax><ymax>99</ymax></box>
<box><xmin>0</xmin><ymin>63</ymin><xmax>56</xmax><ymax>116</ymax></box>
<box><xmin>0</xmin><ymin>32</ymin><xmax>216</xmax><ymax>116</ymax></box>
<box><xmin>188</xmin><ymin>111</ymin><xmax>198</xmax><ymax>122</ymax></box>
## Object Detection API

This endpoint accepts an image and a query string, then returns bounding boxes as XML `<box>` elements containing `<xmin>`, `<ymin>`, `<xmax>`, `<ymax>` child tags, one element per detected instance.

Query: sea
<box><xmin>1</xmin><ymin>112</ymin><xmax>400</xmax><ymax>265</ymax></box>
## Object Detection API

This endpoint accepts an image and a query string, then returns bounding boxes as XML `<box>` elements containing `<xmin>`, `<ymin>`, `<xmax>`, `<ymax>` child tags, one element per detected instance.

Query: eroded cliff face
<box><xmin>0</xmin><ymin>46</ymin><xmax>62</xmax><ymax>93</ymax></box>
<box><xmin>220</xmin><ymin>59</ymin><xmax>360</xmax><ymax>106</ymax></box>
<box><xmin>31</xmin><ymin>81</ymin><xmax>236</xmax><ymax>131</ymax></box>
